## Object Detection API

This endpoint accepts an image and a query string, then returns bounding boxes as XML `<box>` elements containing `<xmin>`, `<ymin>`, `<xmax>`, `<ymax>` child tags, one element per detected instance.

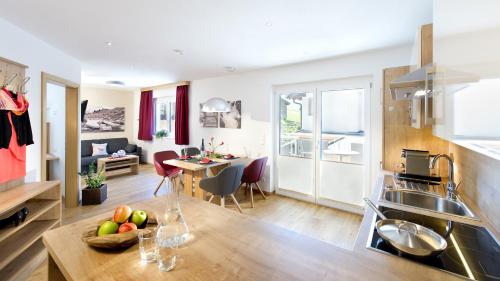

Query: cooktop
<box><xmin>368</xmin><ymin>207</ymin><xmax>500</xmax><ymax>281</ymax></box>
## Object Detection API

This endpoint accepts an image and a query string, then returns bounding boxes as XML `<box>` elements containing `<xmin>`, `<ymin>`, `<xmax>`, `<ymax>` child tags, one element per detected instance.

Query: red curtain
<box><xmin>175</xmin><ymin>85</ymin><xmax>189</xmax><ymax>145</ymax></box>
<box><xmin>138</xmin><ymin>90</ymin><xmax>153</xmax><ymax>141</ymax></box>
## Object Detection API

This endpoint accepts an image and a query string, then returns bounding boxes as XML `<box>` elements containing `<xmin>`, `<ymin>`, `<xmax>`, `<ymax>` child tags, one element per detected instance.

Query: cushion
<box><xmin>125</xmin><ymin>144</ymin><xmax>137</xmax><ymax>153</ymax></box>
<box><xmin>92</xmin><ymin>143</ymin><xmax>108</xmax><ymax>156</ymax></box>
<box><xmin>107</xmin><ymin>138</ymin><xmax>129</xmax><ymax>153</ymax></box>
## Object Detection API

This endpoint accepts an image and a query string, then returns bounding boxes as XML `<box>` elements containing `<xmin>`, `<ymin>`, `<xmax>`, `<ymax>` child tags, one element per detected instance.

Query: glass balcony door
<box><xmin>275</xmin><ymin>86</ymin><xmax>316</xmax><ymax>202</ymax></box>
<box><xmin>274</xmin><ymin>77</ymin><xmax>371</xmax><ymax>212</ymax></box>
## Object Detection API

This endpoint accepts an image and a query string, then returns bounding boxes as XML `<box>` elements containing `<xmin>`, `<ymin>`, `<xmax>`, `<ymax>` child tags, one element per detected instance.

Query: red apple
<box><xmin>113</xmin><ymin>205</ymin><xmax>132</xmax><ymax>223</ymax></box>
<box><xmin>118</xmin><ymin>222</ymin><xmax>137</xmax><ymax>233</ymax></box>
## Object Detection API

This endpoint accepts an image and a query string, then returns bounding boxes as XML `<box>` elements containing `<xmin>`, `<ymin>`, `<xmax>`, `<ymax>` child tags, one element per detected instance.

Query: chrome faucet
<box><xmin>429</xmin><ymin>154</ymin><xmax>456</xmax><ymax>200</ymax></box>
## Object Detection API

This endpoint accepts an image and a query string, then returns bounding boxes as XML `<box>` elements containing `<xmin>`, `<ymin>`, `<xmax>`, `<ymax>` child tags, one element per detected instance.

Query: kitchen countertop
<box><xmin>42</xmin><ymin>191</ymin><xmax>470</xmax><ymax>281</ymax></box>
<box><xmin>354</xmin><ymin>172</ymin><xmax>499</xmax><ymax>280</ymax></box>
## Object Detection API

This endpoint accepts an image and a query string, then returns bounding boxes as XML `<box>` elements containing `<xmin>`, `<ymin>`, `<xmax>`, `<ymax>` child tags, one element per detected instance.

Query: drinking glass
<box><xmin>156</xmin><ymin>227</ymin><xmax>179</xmax><ymax>272</ymax></box>
<box><xmin>138</xmin><ymin>230</ymin><xmax>157</xmax><ymax>263</ymax></box>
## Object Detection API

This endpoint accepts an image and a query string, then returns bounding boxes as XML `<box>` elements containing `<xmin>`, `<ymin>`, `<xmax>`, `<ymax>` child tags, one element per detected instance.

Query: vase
<box><xmin>156</xmin><ymin>180</ymin><xmax>190</xmax><ymax>246</ymax></box>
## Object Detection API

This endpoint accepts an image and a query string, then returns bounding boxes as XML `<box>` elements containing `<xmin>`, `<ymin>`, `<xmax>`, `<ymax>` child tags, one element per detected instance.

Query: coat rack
<box><xmin>0</xmin><ymin>56</ymin><xmax>28</xmax><ymax>93</ymax></box>
<box><xmin>0</xmin><ymin>56</ymin><xmax>29</xmax><ymax>188</ymax></box>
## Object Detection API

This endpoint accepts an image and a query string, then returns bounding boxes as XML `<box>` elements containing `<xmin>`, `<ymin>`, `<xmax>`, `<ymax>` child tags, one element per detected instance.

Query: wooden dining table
<box><xmin>164</xmin><ymin>157</ymin><xmax>243</xmax><ymax>200</ymax></box>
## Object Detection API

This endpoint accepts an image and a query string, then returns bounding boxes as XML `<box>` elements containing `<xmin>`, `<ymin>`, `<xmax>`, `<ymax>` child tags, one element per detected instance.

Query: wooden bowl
<box><xmin>82</xmin><ymin>211</ymin><xmax>157</xmax><ymax>250</ymax></box>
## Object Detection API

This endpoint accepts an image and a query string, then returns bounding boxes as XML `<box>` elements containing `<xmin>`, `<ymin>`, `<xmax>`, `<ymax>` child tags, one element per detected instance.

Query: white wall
<box><xmin>0</xmin><ymin>17</ymin><xmax>81</xmax><ymax>181</ymax></box>
<box><xmin>134</xmin><ymin>45</ymin><xmax>412</xmax><ymax>192</ymax></box>
<box><xmin>81</xmin><ymin>86</ymin><xmax>136</xmax><ymax>141</ymax></box>
<box><xmin>46</xmin><ymin>83</ymin><xmax>66</xmax><ymax>195</ymax></box>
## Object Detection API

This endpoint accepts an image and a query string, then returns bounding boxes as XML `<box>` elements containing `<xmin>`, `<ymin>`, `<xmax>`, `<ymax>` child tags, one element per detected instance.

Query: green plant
<box><xmin>155</xmin><ymin>130</ymin><xmax>168</xmax><ymax>138</ymax></box>
<box><xmin>79</xmin><ymin>162</ymin><xmax>106</xmax><ymax>189</ymax></box>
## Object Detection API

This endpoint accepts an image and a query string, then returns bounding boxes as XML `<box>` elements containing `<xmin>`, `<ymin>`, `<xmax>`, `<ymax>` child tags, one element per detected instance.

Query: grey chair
<box><xmin>181</xmin><ymin>147</ymin><xmax>201</xmax><ymax>157</ymax></box>
<box><xmin>199</xmin><ymin>164</ymin><xmax>244</xmax><ymax>213</ymax></box>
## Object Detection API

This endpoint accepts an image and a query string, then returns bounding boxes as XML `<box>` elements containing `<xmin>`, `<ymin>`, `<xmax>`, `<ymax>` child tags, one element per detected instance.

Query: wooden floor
<box><xmin>28</xmin><ymin>164</ymin><xmax>362</xmax><ymax>281</ymax></box>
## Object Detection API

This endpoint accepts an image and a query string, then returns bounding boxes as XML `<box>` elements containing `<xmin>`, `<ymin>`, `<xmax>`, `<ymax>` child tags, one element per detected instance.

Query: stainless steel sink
<box><xmin>383</xmin><ymin>190</ymin><xmax>476</xmax><ymax>219</ymax></box>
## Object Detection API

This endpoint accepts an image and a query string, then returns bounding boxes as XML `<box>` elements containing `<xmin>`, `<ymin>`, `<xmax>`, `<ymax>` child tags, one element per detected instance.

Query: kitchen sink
<box><xmin>383</xmin><ymin>190</ymin><xmax>477</xmax><ymax>219</ymax></box>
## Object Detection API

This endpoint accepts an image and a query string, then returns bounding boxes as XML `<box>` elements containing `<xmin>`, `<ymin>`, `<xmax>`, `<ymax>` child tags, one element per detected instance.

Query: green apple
<box><xmin>130</xmin><ymin>210</ymin><xmax>148</xmax><ymax>229</ymax></box>
<box><xmin>97</xmin><ymin>221</ymin><xmax>119</xmax><ymax>236</ymax></box>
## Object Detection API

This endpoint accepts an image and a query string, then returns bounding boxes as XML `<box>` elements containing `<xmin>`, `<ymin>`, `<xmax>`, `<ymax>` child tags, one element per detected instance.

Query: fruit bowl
<box><xmin>81</xmin><ymin>211</ymin><xmax>157</xmax><ymax>250</ymax></box>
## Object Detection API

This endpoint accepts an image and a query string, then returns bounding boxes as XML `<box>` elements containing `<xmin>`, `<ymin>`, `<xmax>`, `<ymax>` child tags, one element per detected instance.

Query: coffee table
<box><xmin>97</xmin><ymin>155</ymin><xmax>139</xmax><ymax>178</ymax></box>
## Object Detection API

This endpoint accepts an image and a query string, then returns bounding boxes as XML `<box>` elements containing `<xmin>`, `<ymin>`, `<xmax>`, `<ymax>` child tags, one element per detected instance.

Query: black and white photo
<box><xmin>82</xmin><ymin>106</ymin><xmax>125</xmax><ymax>133</ymax></box>
<box><xmin>220</xmin><ymin>100</ymin><xmax>241</xmax><ymax>129</ymax></box>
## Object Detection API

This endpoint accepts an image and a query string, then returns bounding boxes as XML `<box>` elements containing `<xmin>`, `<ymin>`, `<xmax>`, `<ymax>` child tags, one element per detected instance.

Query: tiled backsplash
<box><xmin>450</xmin><ymin>143</ymin><xmax>500</xmax><ymax>232</ymax></box>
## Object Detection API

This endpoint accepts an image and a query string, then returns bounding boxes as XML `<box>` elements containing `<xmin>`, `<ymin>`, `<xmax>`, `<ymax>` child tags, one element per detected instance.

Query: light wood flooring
<box><xmin>28</xmin><ymin>164</ymin><xmax>362</xmax><ymax>281</ymax></box>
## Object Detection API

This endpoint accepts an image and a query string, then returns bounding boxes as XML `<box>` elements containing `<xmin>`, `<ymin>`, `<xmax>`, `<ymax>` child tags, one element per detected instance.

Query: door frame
<box><xmin>272</xmin><ymin>76</ymin><xmax>372</xmax><ymax>214</ymax></box>
<box><xmin>41</xmin><ymin>72</ymin><xmax>80</xmax><ymax>208</ymax></box>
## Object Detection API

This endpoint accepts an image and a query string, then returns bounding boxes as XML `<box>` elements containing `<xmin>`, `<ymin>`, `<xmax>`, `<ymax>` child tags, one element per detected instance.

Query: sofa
<box><xmin>81</xmin><ymin>138</ymin><xmax>142</xmax><ymax>173</ymax></box>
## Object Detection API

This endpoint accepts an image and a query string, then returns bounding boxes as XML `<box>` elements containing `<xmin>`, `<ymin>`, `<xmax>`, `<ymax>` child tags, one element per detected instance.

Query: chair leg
<box><xmin>208</xmin><ymin>194</ymin><xmax>215</xmax><ymax>203</ymax></box>
<box><xmin>230</xmin><ymin>194</ymin><xmax>243</xmax><ymax>213</ymax></box>
<box><xmin>244</xmin><ymin>183</ymin><xmax>248</xmax><ymax>195</ymax></box>
<box><xmin>220</xmin><ymin>196</ymin><xmax>225</xmax><ymax>208</ymax></box>
<box><xmin>249</xmin><ymin>183</ymin><xmax>254</xmax><ymax>208</ymax></box>
<box><xmin>255</xmin><ymin>182</ymin><xmax>266</xmax><ymax>200</ymax></box>
<box><xmin>154</xmin><ymin>177</ymin><xmax>166</xmax><ymax>196</ymax></box>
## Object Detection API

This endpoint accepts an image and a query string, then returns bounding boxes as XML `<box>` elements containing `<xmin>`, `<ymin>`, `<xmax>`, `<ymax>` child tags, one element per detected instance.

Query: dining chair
<box><xmin>153</xmin><ymin>151</ymin><xmax>182</xmax><ymax>196</ymax></box>
<box><xmin>181</xmin><ymin>147</ymin><xmax>201</xmax><ymax>157</ymax></box>
<box><xmin>241</xmin><ymin>157</ymin><xmax>268</xmax><ymax>208</ymax></box>
<box><xmin>199</xmin><ymin>164</ymin><xmax>245</xmax><ymax>213</ymax></box>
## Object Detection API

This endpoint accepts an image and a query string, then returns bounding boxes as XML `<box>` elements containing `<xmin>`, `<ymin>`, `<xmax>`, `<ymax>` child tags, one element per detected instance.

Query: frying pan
<box><xmin>364</xmin><ymin>198</ymin><xmax>447</xmax><ymax>257</ymax></box>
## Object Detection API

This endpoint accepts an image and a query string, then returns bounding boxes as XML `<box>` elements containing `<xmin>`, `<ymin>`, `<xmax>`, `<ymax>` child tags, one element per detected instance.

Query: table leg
<box><xmin>193</xmin><ymin>170</ymin><xmax>206</xmax><ymax>200</ymax></box>
<box><xmin>48</xmin><ymin>253</ymin><xmax>66</xmax><ymax>281</ymax></box>
<box><xmin>183</xmin><ymin>170</ymin><xmax>194</xmax><ymax>197</ymax></box>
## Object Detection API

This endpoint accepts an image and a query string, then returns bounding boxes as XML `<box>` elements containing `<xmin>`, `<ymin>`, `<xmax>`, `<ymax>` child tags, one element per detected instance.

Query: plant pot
<box><xmin>82</xmin><ymin>184</ymin><xmax>107</xmax><ymax>205</ymax></box>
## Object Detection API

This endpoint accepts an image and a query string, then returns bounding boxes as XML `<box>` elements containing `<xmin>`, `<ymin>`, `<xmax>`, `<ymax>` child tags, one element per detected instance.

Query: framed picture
<box><xmin>219</xmin><ymin>100</ymin><xmax>241</xmax><ymax>129</ymax></box>
<box><xmin>82</xmin><ymin>106</ymin><xmax>125</xmax><ymax>133</ymax></box>
<box><xmin>199</xmin><ymin>104</ymin><xmax>219</xmax><ymax>128</ymax></box>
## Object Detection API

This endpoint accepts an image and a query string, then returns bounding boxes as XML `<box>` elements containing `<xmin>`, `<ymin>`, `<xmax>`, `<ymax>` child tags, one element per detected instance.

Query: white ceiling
<box><xmin>0</xmin><ymin>0</ymin><xmax>432</xmax><ymax>87</ymax></box>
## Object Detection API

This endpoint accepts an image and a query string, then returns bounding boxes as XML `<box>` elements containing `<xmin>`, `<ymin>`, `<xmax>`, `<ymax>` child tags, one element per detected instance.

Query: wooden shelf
<box><xmin>0</xmin><ymin>199</ymin><xmax>60</xmax><ymax>243</ymax></box>
<box><xmin>0</xmin><ymin>219</ymin><xmax>59</xmax><ymax>269</ymax></box>
<box><xmin>0</xmin><ymin>181</ymin><xmax>61</xmax><ymax>279</ymax></box>
<box><xmin>106</xmin><ymin>162</ymin><xmax>138</xmax><ymax>169</ymax></box>
<box><xmin>0</xmin><ymin>181</ymin><xmax>60</xmax><ymax>216</ymax></box>
<box><xmin>0</xmin><ymin>239</ymin><xmax>47</xmax><ymax>281</ymax></box>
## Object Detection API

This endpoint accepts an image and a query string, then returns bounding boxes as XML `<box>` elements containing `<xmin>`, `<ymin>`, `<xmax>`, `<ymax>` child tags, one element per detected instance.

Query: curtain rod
<box><xmin>140</xmin><ymin>81</ymin><xmax>190</xmax><ymax>92</ymax></box>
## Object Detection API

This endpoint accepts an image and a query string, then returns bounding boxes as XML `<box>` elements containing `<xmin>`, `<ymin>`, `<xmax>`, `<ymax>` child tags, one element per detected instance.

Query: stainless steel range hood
<box><xmin>390</xmin><ymin>65</ymin><xmax>434</xmax><ymax>100</ymax></box>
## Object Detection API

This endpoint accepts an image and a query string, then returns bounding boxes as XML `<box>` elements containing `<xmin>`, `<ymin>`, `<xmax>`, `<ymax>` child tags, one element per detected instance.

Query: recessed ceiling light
<box><xmin>105</xmin><ymin>80</ymin><xmax>125</xmax><ymax>87</ymax></box>
<box><xmin>223</xmin><ymin>66</ymin><xmax>236</xmax><ymax>72</ymax></box>
<box><xmin>265</xmin><ymin>21</ymin><xmax>273</xmax><ymax>27</ymax></box>
<box><xmin>106</xmin><ymin>41</ymin><xmax>112</xmax><ymax>46</ymax></box>
<box><xmin>173</xmin><ymin>49</ymin><xmax>184</xmax><ymax>55</ymax></box>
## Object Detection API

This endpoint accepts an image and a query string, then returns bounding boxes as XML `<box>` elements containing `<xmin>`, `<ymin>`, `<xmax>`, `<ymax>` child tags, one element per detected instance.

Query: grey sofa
<box><xmin>81</xmin><ymin>138</ymin><xmax>142</xmax><ymax>173</ymax></box>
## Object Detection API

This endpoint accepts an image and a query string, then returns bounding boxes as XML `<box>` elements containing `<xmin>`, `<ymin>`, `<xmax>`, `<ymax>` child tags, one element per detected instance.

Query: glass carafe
<box><xmin>156</xmin><ymin>179</ymin><xmax>190</xmax><ymax>246</ymax></box>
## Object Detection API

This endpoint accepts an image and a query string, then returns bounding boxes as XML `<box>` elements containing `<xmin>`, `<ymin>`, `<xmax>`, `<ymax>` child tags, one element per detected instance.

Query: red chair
<box><xmin>153</xmin><ymin>151</ymin><xmax>182</xmax><ymax>196</ymax></box>
<box><xmin>241</xmin><ymin>157</ymin><xmax>268</xmax><ymax>208</ymax></box>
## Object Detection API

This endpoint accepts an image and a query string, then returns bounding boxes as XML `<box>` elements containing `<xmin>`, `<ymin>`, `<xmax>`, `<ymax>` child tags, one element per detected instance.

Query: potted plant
<box><xmin>155</xmin><ymin>130</ymin><xmax>168</xmax><ymax>139</ymax></box>
<box><xmin>80</xmin><ymin>162</ymin><xmax>107</xmax><ymax>205</ymax></box>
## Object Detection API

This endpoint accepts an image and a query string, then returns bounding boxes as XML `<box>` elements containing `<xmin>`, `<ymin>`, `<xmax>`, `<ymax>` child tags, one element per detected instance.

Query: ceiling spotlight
<box><xmin>224</xmin><ymin>66</ymin><xmax>236</xmax><ymax>72</ymax></box>
<box><xmin>173</xmin><ymin>49</ymin><xmax>184</xmax><ymax>55</ymax></box>
<box><xmin>106</xmin><ymin>41</ymin><xmax>112</xmax><ymax>46</ymax></box>
<box><xmin>105</xmin><ymin>80</ymin><xmax>125</xmax><ymax>87</ymax></box>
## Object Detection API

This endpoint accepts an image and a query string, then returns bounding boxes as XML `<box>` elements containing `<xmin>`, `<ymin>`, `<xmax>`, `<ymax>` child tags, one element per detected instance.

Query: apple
<box><xmin>97</xmin><ymin>221</ymin><xmax>119</xmax><ymax>236</ymax></box>
<box><xmin>118</xmin><ymin>222</ymin><xmax>138</xmax><ymax>233</ymax></box>
<box><xmin>113</xmin><ymin>205</ymin><xmax>132</xmax><ymax>223</ymax></box>
<box><xmin>130</xmin><ymin>210</ymin><xmax>148</xmax><ymax>229</ymax></box>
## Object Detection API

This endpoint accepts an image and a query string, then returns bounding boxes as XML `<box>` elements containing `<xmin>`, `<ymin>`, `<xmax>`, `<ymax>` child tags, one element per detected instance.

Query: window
<box><xmin>154</xmin><ymin>97</ymin><xmax>175</xmax><ymax>135</ymax></box>
<box><xmin>279</xmin><ymin>92</ymin><xmax>314</xmax><ymax>158</ymax></box>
